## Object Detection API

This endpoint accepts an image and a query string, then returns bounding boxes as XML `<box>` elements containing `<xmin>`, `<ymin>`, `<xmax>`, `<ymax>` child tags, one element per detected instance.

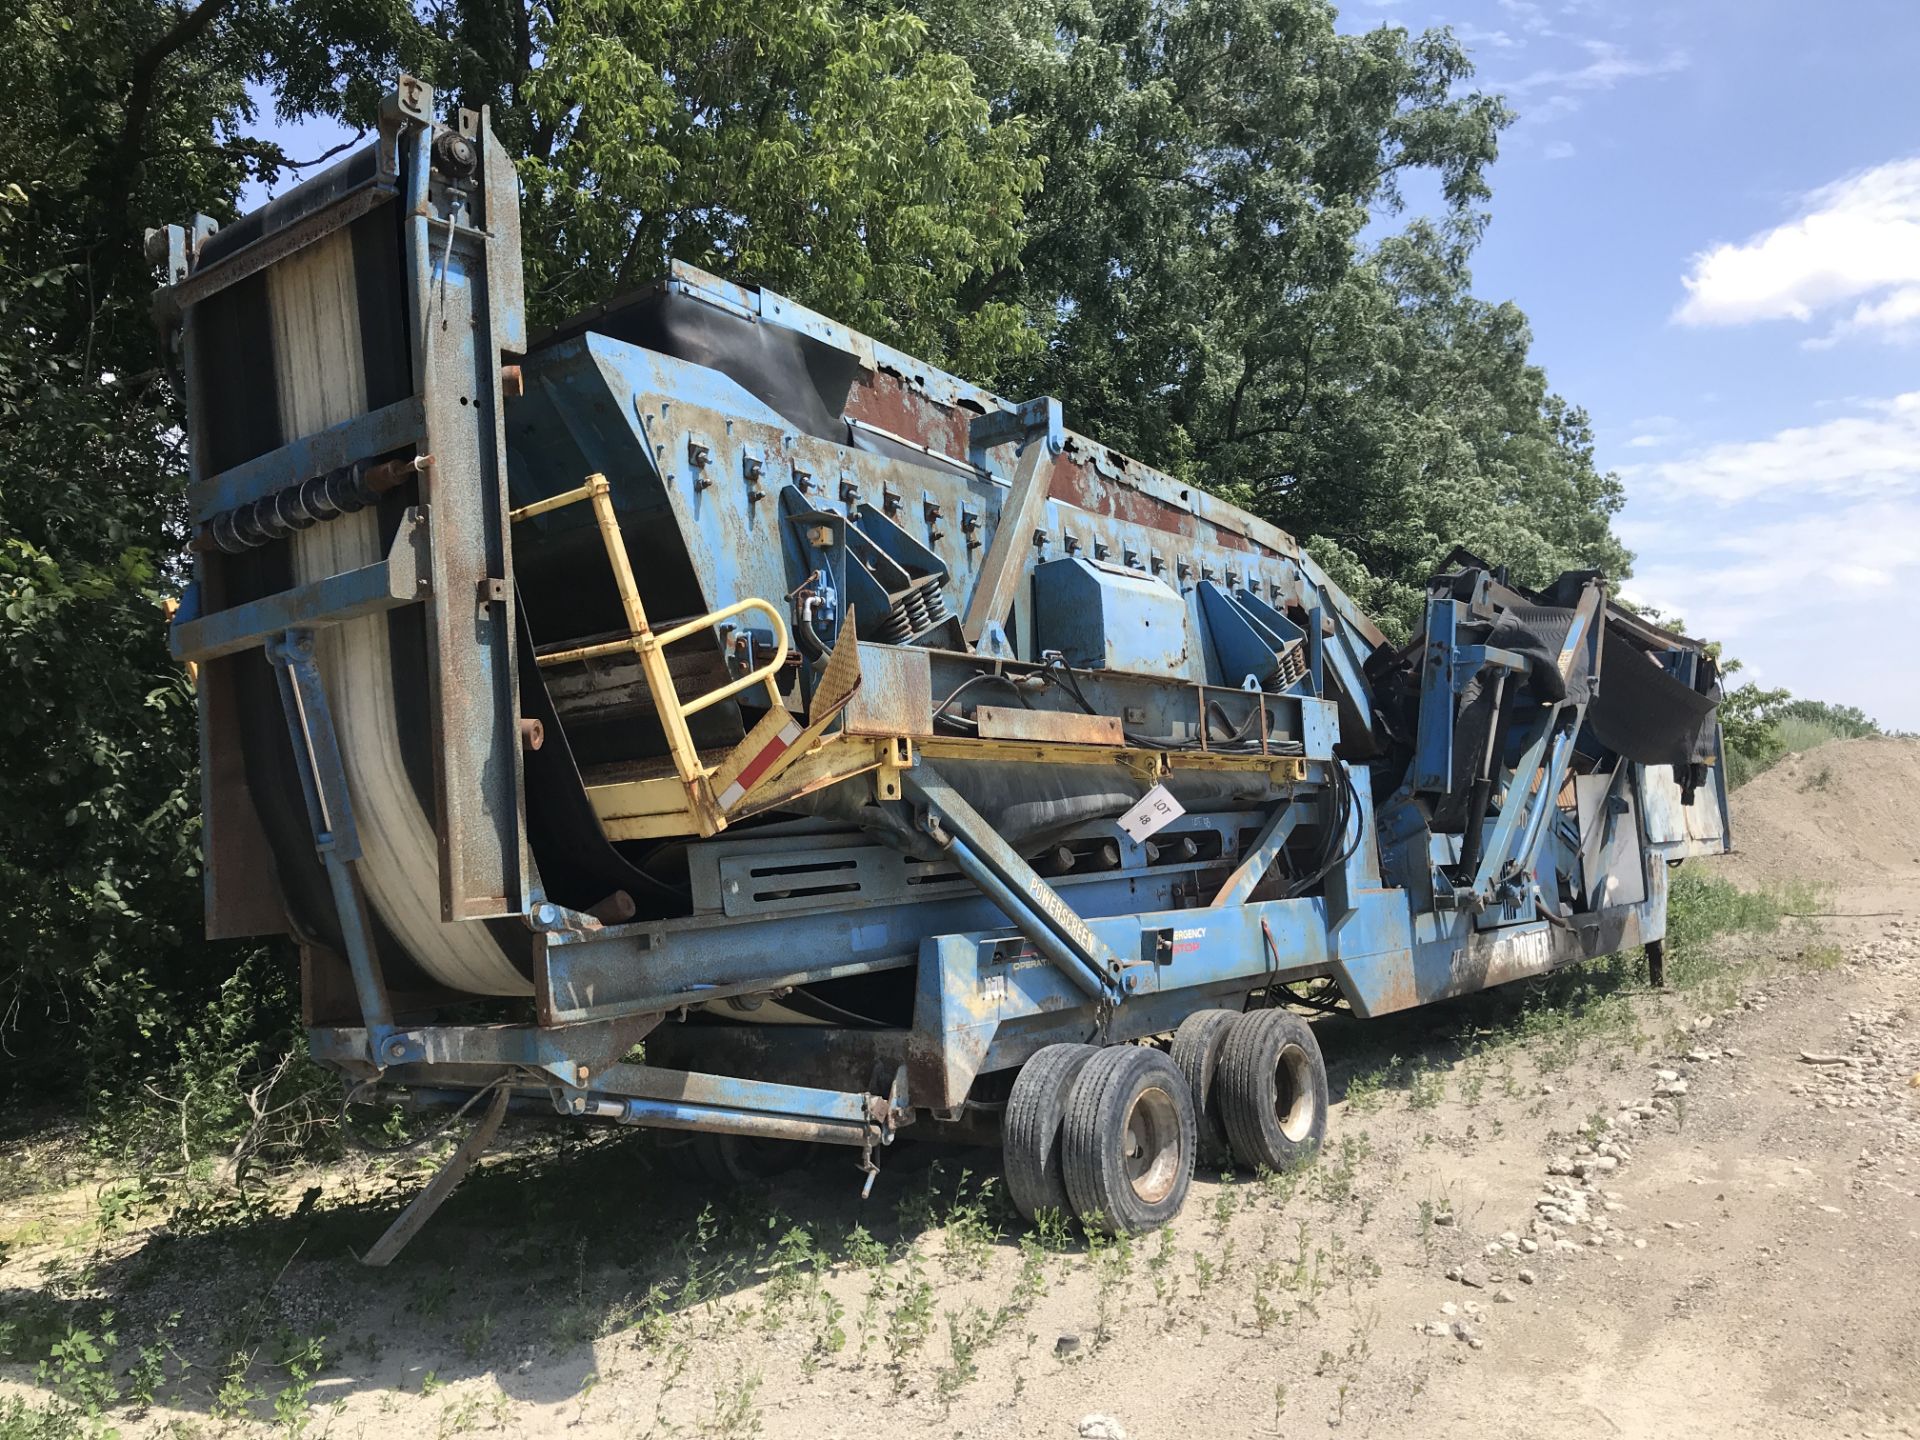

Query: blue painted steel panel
<box><xmin>1032</xmin><ymin>557</ymin><xmax>1192</xmax><ymax>679</ymax></box>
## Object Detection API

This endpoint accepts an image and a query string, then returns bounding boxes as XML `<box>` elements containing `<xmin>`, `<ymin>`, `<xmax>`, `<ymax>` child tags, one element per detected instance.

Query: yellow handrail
<box><xmin>508</xmin><ymin>472</ymin><xmax>792</xmax><ymax>833</ymax></box>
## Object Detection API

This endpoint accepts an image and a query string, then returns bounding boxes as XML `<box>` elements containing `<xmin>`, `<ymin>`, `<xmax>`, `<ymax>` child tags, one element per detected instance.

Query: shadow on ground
<box><xmin>0</xmin><ymin>943</ymin><xmax>1672</xmax><ymax>1423</ymax></box>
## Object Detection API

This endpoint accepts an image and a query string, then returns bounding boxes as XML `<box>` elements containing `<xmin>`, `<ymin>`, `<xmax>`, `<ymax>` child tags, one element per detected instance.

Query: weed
<box><xmin>0</xmin><ymin>1394</ymin><xmax>96</xmax><ymax>1440</ymax></box>
<box><xmin>1345</xmin><ymin>1065</ymin><xmax>1387</xmax><ymax>1115</ymax></box>
<box><xmin>1312</xmin><ymin>1133</ymin><xmax>1368</xmax><ymax>1206</ymax></box>
<box><xmin>1209</xmin><ymin>1184</ymin><xmax>1238</xmax><ymax>1234</ymax></box>
<box><xmin>1457</xmin><ymin>1056</ymin><xmax>1487</xmax><ymax>1107</ymax></box>
<box><xmin>1090</xmin><ymin>1229</ymin><xmax>1134</xmax><ymax>1344</ymax></box>
<box><xmin>212</xmin><ymin>1352</ymin><xmax>261</xmax><ymax>1422</ymax></box>
<box><xmin>269</xmin><ymin>1333</ymin><xmax>326</xmax><ymax>1435</ymax></box>
<box><xmin>39</xmin><ymin>1319</ymin><xmax>119</xmax><ymax>1417</ymax></box>
<box><xmin>705</xmin><ymin>1371</ymin><xmax>762</xmax><ymax>1439</ymax></box>
<box><xmin>935</xmin><ymin>1305</ymin><xmax>992</xmax><ymax>1408</ymax></box>
<box><xmin>801</xmin><ymin>1292</ymin><xmax>846</xmax><ymax>1378</ymax></box>
<box><xmin>436</xmin><ymin>1391</ymin><xmax>488</xmax><ymax>1439</ymax></box>
<box><xmin>1033</xmin><ymin>1206</ymin><xmax>1073</xmax><ymax>1252</ymax></box>
<box><xmin>762</xmin><ymin>1223</ymin><xmax>822</xmax><ymax>1328</ymax></box>
<box><xmin>1009</xmin><ymin>1235</ymin><xmax>1049</xmax><ymax>1313</ymax></box>
<box><xmin>839</xmin><ymin>1224</ymin><xmax>887</xmax><ymax>1270</ymax></box>
<box><xmin>940</xmin><ymin>1170</ymin><xmax>1000</xmax><ymax>1278</ymax></box>
<box><xmin>126</xmin><ymin>1324</ymin><xmax>176</xmax><ymax>1413</ymax></box>
<box><xmin>1407</xmin><ymin>1061</ymin><xmax>1444</xmax><ymax>1110</ymax></box>
<box><xmin>884</xmin><ymin>1254</ymin><xmax>937</xmax><ymax>1385</ymax></box>
<box><xmin>457</xmin><ymin>1310</ymin><xmax>493</xmax><ymax>1362</ymax></box>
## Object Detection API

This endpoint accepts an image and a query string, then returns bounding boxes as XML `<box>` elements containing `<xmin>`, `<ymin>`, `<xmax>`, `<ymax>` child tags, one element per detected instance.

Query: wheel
<box><xmin>691</xmin><ymin>1132</ymin><xmax>808</xmax><ymax>1185</ymax></box>
<box><xmin>1216</xmin><ymin>1009</ymin><xmax>1328</xmax><ymax>1173</ymax></box>
<box><xmin>1170</xmin><ymin>1008</ymin><xmax>1241</xmax><ymax>1172</ymax></box>
<box><xmin>1060</xmin><ymin>1045</ymin><xmax>1196</xmax><ymax>1235</ymax></box>
<box><xmin>1004</xmin><ymin>1043</ymin><xmax>1101</xmax><ymax>1222</ymax></box>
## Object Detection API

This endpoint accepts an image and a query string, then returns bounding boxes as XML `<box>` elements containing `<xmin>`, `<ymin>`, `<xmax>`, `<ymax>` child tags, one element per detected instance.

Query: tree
<box><xmin>265</xmin><ymin>0</ymin><xmax>1042</xmax><ymax>369</ymax></box>
<box><xmin>925</xmin><ymin>0</ymin><xmax>1627</xmax><ymax>637</ymax></box>
<box><xmin>1775</xmin><ymin>698</ymin><xmax>1879</xmax><ymax>741</ymax></box>
<box><xmin>0</xmin><ymin>0</ymin><xmax>265</xmax><ymax>1096</ymax></box>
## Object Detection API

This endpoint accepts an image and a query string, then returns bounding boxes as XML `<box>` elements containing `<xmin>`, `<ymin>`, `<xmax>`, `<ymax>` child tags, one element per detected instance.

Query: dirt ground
<box><xmin>4</xmin><ymin>745</ymin><xmax>1919</xmax><ymax>1439</ymax></box>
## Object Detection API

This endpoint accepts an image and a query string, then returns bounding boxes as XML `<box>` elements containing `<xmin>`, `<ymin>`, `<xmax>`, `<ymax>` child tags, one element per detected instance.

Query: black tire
<box><xmin>1004</xmin><ymin>1043</ymin><xmax>1101</xmax><ymax>1222</ymax></box>
<box><xmin>691</xmin><ymin>1132</ymin><xmax>808</xmax><ymax>1185</ymax></box>
<box><xmin>1217</xmin><ymin>1009</ymin><xmax>1328</xmax><ymax>1173</ymax></box>
<box><xmin>1060</xmin><ymin>1045</ymin><xmax>1196</xmax><ymax>1235</ymax></box>
<box><xmin>1170</xmin><ymin>1008</ymin><xmax>1241</xmax><ymax>1172</ymax></box>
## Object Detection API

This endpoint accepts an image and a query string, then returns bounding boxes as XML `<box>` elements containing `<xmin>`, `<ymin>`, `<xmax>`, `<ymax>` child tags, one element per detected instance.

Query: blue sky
<box><xmin>1338</xmin><ymin>0</ymin><xmax>1920</xmax><ymax>728</ymax></box>
<box><xmin>244</xmin><ymin>0</ymin><xmax>1920</xmax><ymax>727</ymax></box>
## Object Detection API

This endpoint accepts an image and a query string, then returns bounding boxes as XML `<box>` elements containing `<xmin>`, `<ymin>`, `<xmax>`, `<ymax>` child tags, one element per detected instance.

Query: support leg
<box><xmin>360</xmin><ymin>1085</ymin><xmax>511</xmax><ymax>1266</ymax></box>
<box><xmin>1645</xmin><ymin>938</ymin><xmax>1666</xmax><ymax>989</ymax></box>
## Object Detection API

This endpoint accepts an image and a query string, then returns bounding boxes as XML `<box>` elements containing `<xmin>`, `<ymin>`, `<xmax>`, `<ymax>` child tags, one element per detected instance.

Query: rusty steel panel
<box><xmin>843</xmin><ymin>642</ymin><xmax>934</xmax><ymax>737</ymax></box>
<box><xmin>844</xmin><ymin>368</ymin><xmax>969</xmax><ymax>465</ymax></box>
<box><xmin>974</xmin><ymin>705</ymin><xmax>1124</xmax><ymax>746</ymax></box>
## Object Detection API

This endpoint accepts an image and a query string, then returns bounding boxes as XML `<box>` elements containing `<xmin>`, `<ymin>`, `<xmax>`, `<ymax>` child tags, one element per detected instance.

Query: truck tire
<box><xmin>1061</xmin><ymin>1045</ymin><xmax>1196</xmax><ymax>1235</ymax></box>
<box><xmin>691</xmin><ymin>1133</ymin><xmax>807</xmax><ymax>1185</ymax></box>
<box><xmin>1004</xmin><ymin>1044</ymin><xmax>1101</xmax><ymax>1222</ymax></box>
<box><xmin>1170</xmin><ymin>1008</ymin><xmax>1240</xmax><ymax>1172</ymax></box>
<box><xmin>1217</xmin><ymin>1009</ymin><xmax>1328</xmax><ymax>1173</ymax></box>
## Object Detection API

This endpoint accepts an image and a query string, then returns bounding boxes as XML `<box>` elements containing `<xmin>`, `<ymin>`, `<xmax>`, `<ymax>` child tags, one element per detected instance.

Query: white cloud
<box><xmin>1496</xmin><ymin>0</ymin><xmax>1555</xmax><ymax>36</ymax></box>
<box><xmin>1621</xmin><ymin>414</ymin><xmax>1683</xmax><ymax>449</ymax></box>
<box><xmin>1619</xmin><ymin>398</ymin><xmax>1920</xmax><ymax>724</ymax></box>
<box><xmin>1543</xmin><ymin>140</ymin><xmax>1576</xmax><ymax>161</ymax></box>
<box><xmin>1628</xmin><ymin>496</ymin><xmax>1920</xmax><ymax>646</ymax></box>
<box><xmin>1507</xmin><ymin>39</ymin><xmax>1690</xmax><ymax>94</ymax></box>
<box><xmin>1625</xmin><ymin>391</ymin><xmax>1920</xmax><ymax>503</ymax></box>
<box><xmin>1454</xmin><ymin>22</ymin><xmax>1518</xmax><ymax>50</ymax></box>
<box><xmin>1675</xmin><ymin>157</ymin><xmax>1920</xmax><ymax>337</ymax></box>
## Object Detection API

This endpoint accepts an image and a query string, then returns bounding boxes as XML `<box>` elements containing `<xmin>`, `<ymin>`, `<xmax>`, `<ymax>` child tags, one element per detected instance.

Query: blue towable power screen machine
<box><xmin>156</xmin><ymin>79</ymin><xmax>1731</xmax><ymax>1253</ymax></box>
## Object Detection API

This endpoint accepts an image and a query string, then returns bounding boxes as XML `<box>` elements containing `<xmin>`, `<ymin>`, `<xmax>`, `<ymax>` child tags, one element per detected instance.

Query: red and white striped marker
<box><xmin>716</xmin><ymin>716</ymin><xmax>805</xmax><ymax>810</ymax></box>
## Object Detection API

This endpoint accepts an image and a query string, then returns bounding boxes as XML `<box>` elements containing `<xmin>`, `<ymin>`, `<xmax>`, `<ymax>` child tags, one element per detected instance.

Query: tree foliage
<box><xmin>927</xmin><ymin>0</ymin><xmax>1627</xmax><ymax>637</ymax></box>
<box><xmin>266</xmin><ymin>0</ymin><xmax>1043</xmax><ymax>369</ymax></box>
<box><xmin>0</xmin><ymin>0</ymin><xmax>265</xmax><ymax>1096</ymax></box>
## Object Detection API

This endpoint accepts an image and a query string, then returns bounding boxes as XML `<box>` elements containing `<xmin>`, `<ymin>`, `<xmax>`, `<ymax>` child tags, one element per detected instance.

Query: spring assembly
<box><xmin>879</xmin><ymin>597</ymin><xmax>916</xmax><ymax>642</ymax></box>
<box><xmin>194</xmin><ymin>454</ymin><xmax>428</xmax><ymax>555</ymax></box>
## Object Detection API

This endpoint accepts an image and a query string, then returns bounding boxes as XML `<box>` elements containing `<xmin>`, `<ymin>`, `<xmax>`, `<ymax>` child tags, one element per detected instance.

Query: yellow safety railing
<box><xmin>508</xmin><ymin>473</ymin><xmax>790</xmax><ymax>831</ymax></box>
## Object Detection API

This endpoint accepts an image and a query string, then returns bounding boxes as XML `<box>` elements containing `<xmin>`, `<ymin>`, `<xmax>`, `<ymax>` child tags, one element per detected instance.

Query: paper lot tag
<box><xmin>1118</xmin><ymin>783</ymin><xmax>1185</xmax><ymax>843</ymax></box>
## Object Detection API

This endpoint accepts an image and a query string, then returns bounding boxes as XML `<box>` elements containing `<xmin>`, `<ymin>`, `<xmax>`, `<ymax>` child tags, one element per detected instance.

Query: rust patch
<box><xmin>974</xmin><ymin>705</ymin><xmax>1124</xmax><ymax>746</ymax></box>
<box><xmin>846</xmin><ymin>370</ymin><xmax>967</xmax><ymax>463</ymax></box>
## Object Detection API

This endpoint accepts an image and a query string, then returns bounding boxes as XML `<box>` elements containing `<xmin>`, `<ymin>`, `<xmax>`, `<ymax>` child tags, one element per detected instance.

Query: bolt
<box><xmin>575</xmin><ymin>1064</ymin><xmax>590</xmax><ymax>1082</ymax></box>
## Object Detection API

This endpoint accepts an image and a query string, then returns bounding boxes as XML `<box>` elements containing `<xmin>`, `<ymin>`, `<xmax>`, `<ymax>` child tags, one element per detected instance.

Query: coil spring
<box><xmin>905</xmin><ymin>586</ymin><xmax>933</xmax><ymax>634</ymax></box>
<box><xmin>196</xmin><ymin>457</ymin><xmax>417</xmax><ymax>555</ymax></box>
<box><xmin>879</xmin><ymin>599</ymin><xmax>916</xmax><ymax>642</ymax></box>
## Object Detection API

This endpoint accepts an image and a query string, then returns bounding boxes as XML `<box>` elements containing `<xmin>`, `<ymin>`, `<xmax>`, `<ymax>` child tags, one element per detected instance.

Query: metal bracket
<box><xmin>171</xmin><ymin>508</ymin><xmax>430</xmax><ymax>662</ymax></box>
<box><xmin>960</xmin><ymin>397</ymin><xmax>1065</xmax><ymax>650</ymax></box>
